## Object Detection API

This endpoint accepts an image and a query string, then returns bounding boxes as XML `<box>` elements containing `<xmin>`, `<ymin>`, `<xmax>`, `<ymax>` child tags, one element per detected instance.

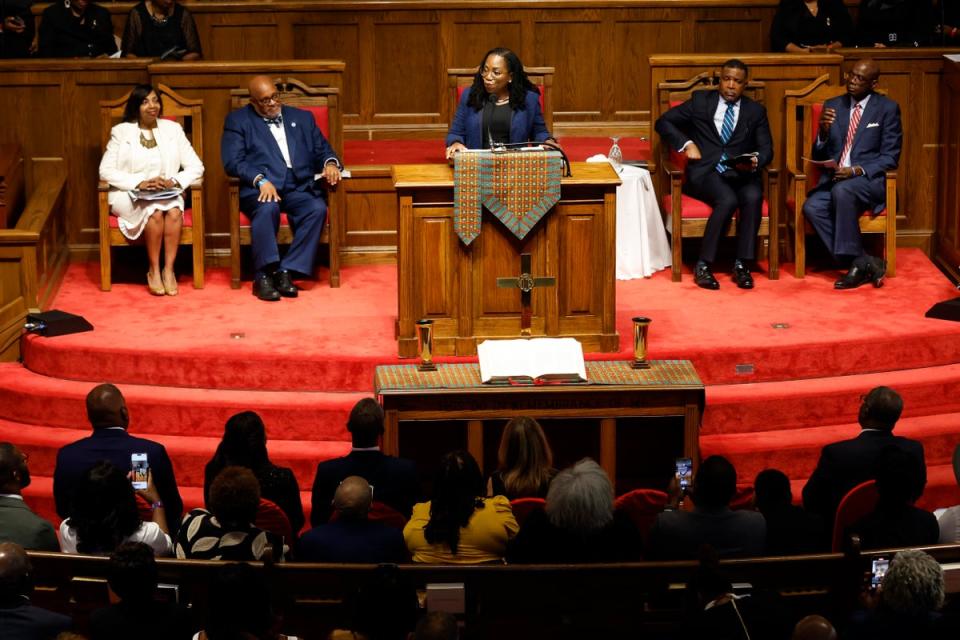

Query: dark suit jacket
<box><xmin>648</xmin><ymin>506</ymin><xmax>767</xmax><ymax>559</ymax></box>
<box><xmin>445</xmin><ymin>88</ymin><xmax>552</xmax><ymax>148</ymax></box>
<box><xmin>0</xmin><ymin>598</ymin><xmax>72</xmax><ymax>640</ymax></box>
<box><xmin>811</xmin><ymin>92</ymin><xmax>902</xmax><ymax>210</ymax></box>
<box><xmin>90</xmin><ymin>599</ymin><xmax>195</xmax><ymax>640</ymax></box>
<box><xmin>802</xmin><ymin>429</ymin><xmax>925</xmax><ymax>525</ymax></box>
<box><xmin>0</xmin><ymin>496</ymin><xmax>59</xmax><ymax>551</ymax></box>
<box><xmin>297</xmin><ymin>519</ymin><xmax>408</xmax><ymax>563</ymax></box>
<box><xmin>654</xmin><ymin>90</ymin><xmax>773</xmax><ymax>184</ymax></box>
<box><xmin>310</xmin><ymin>450</ymin><xmax>419</xmax><ymax>526</ymax></box>
<box><xmin>53</xmin><ymin>428</ymin><xmax>183</xmax><ymax>528</ymax></box>
<box><xmin>221</xmin><ymin>103</ymin><xmax>341</xmax><ymax>203</ymax></box>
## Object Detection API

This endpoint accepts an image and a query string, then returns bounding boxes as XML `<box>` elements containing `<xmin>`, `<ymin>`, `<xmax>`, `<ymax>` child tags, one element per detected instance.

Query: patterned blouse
<box><xmin>175</xmin><ymin>508</ymin><xmax>286</xmax><ymax>561</ymax></box>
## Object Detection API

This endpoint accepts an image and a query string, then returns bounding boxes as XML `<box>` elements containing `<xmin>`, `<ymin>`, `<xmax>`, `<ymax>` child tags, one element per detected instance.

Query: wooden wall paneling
<box><xmin>611</xmin><ymin>8</ymin><xmax>684</xmax><ymax>124</ymax></box>
<box><xmin>532</xmin><ymin>12</ymin><xmax>604</xmax><ymax>121</ymax></box>
<box><xmin>690</xmin><ymin>7</ymin><xmax>771</xmax><ymax>53</ymax></box>
<box><xmin>0</xmin><ymin>234</ymin><xmax>33</xmax><ymax>361</ymax></box>
<box><xmin>340</xmin><ymin>167</ymin><xmax>400</xmax><ymax>262</ymax></box>
<box><xmin>372</xmin><ymin>14</ymin><xmax>442</xmax><ymax>123</ymax></box>
<box><xmin>936</xmin><ymin>58</ymin><xmax>960</xmax><ymax>277</ymax></box>
<box><xmin>292</xmin><ymin>15</ymin><xmax>362</xmax><ymax>121</ymax></box>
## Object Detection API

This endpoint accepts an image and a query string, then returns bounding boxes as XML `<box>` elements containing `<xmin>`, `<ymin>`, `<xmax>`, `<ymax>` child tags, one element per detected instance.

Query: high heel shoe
<box><xmin>162</xmin><ymin>270</ymin><xmax>178</xmax><ymax>296</ymax></box>
<box><xmin>146</xmin><ymin>272</ymin><xmax>165</xmax><ymax>296</ymax></box>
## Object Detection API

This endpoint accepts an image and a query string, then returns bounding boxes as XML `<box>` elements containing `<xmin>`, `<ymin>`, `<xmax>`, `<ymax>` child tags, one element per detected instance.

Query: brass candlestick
<box><xmin>416</xmin><ymin>319</ymin><xmax>437</xmax><ymax>371</ymax></box>
<box><xmin>631</xmin><ymin>316</ymin><xmax>652</xmax><ymax>369</ymax></box>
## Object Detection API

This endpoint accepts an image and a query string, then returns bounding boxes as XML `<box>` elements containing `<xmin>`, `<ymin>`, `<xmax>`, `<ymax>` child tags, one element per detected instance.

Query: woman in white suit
<box><xmin>99</xmin><ymin>84</ymin><xmax>204</xmax><ymax>295</ymax></box>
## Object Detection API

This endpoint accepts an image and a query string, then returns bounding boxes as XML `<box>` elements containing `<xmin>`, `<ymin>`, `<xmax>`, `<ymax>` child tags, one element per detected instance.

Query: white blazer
<box><xmin>99</xmin><ymin>119</ymin><xmax>204</xmax><ymax>208</ymax></box>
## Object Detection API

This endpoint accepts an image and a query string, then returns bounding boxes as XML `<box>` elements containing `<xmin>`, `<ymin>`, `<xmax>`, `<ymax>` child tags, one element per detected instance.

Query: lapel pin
<box><xmin>291</xmin><ymin>122</ymin><xmax>297</xmax><ymax>128</ymax></box>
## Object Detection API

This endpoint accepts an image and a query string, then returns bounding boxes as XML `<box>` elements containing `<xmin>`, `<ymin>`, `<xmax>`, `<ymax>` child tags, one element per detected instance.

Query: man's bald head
<box><xmin>0</xmin><ymin>542</ymin><xmax>32</xmax><ymax>597</ymax></box>
<box><xmin>85</xmin><ymin>383</ymin><xmax>128</xmax><ymax>431</ymax></box>
<box><xmin>847</xmin><ymin>59</ymin><xmax>880</xmax><ymax>101</ymax></box>
<box><xmin>333</xmin><ymin>476</ymin><xmax>372</xmax><ymax>521</ymax></box>
<box><xmin>791</xmin><ymin>615</ymin><xmax>837</xmax><ymax>640</ymax></box>
<box><xmin>248</xmin><ymin>75</ymin><xmax>281</xmax><ymax>118</ymax></box>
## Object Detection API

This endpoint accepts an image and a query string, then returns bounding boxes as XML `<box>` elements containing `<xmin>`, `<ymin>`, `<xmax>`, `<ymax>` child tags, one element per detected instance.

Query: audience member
<box><xmin>404</xmin><ymin>451</ymin><xmax>518</xmax><ymax>563</ymax></box>
<box><xmin>507</xmin><ymin>458</ymin><xmax>641</xmax><ymax>563</ymax></box>
<box><xmin>53</xmin><ymin>383</ymin><xmax>183</xmax><ymax>528</ymax></box>
<box><xmin>297</xmin><ymin>476</ymin><xmax>407</xmax><ymax>563</ymax></box>
<box><xmin>754</xmin><ymin>468</ymin><xmax>826</xmax><ymax>554</ymax></box>
<box><xmin>99</xmin><ymin>83</ymin><xmax>205</xmax><ymax>296</ymax></box>
<box><xmin>330</xmin><ymin>565</ymin><xmax>417</xmax><ymax>640</ymax></box>
<box><xmin>197</xmin><ymin>562</ymin><xmax>297</xmax><ymax>640</ymax></box>
<box><xmin>177</xmin><ymin>466</ymin><xmax>285</xmax><ymax>561</ymax></box>
<box><xmin>0</xmin><ymin>541</ymin><xmax>72</xmax><ymax>639</ymax></box>
<box><xmin>0</xmin><ymin>0</ymin><xmax>35</xmax><ymax>58</ymax></box>
<box><xmin>88</xmin><ymin>542</ymin><xmax>194</xmax><ymax>640</ymax></box>
<box><xmin>311</xmin><ymin>398</ymin><xmax>419</xmax><ymax>526</ymax></box>
<box><xmin>933</xmin><ymin>0</ymin><xmax>960</xmax><ymax>44</ymax></box>
<box><xmin>649</xmin><ymin>455</ymin><xmax>766</xmax><ymax>559</ymax></box>
<box><xmin>937</xmin><ymin>443</ymin><xmax>960</xmax><ymax>542</ymax></box>
<box><xmin>0</xmin><ymin>442</ymin><xmax>59</xmax><ymax>551</ymax></box>
<box><xmin>771</xmin><ymin>0</ymin><xmax>854</xmax><ymax>52</ymax></box>
<box><xmin>846</xmin><ymin>447</ymin><xmax>939</xmax><ymax>550</ymax></box>
<box><xmin>205</xmin><ymin>411</ymin><xmax>304</xmax><ymax>536</ymax></box>
<box><xmin>486</xmin><ymin>416</ymin><xmax>556</xmax><ymax>499</ymax></box>
<box><xmin>412</xmin><ymin>612</ymin><xmax>458</xmax><ymax>640</ymax></box>
<box><xmin>803</xmin><ymin>386</ymin><xmax>924</xmax><ymax>528</ymax></box>
<box><xmin>791</xmin><ymin>614</ymin><xmax>837</xmax><ymax>640</ymax></box>
<box><xmin>120</xmin><ymin>0</ymin><xmax>201</xmax><ymax>60</ymax></box>
<box><xmin>38</xmin><ymin>0</ymin><xmax>117</xmax><ymax>58</ymax></box>
<box><xmin>857</xmin><ymin>0</ymin><xmax>934</xmax><ymax>47</ymax></box>
<box><xmin>60</xmin><ymin>461</ymin><xmax>172</xmax><ymax>556</ymax></box>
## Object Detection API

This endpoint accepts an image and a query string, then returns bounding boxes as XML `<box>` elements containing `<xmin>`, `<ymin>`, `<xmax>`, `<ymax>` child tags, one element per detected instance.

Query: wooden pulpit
<box><xmin>392</xmin><ymin>161</ymin><xmax>621</xmax><ymax>357</ymax></box>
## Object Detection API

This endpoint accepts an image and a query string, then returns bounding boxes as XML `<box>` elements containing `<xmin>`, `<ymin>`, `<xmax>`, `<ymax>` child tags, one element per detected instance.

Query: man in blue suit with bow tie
<box><xmin>222</xmin><ymin>75</ymin><xmax>342</xmax><ymax>301</ymax></box>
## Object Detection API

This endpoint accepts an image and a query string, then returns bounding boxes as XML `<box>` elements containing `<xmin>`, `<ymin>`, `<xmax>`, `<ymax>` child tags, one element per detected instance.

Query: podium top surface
<box><xmin>391</xmin><ymin>161</ymin><xmax>621</xmax><ymax>189</ymax></box>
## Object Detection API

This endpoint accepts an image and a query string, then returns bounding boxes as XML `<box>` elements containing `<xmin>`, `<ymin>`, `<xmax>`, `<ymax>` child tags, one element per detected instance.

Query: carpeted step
<box><xmin>0</xmin><ymin>363</ymin><xmax>360</xmax><ymax>440</ymax></box>
<box><xmin>702</xmin><ymin>363</ymin><xmax>960</xmax><ymax>436</ymax></box>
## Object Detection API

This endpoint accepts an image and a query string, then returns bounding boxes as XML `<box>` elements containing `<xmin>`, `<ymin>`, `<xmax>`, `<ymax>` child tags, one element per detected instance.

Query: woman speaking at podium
<box><xmin>445</xmin><ymin>47</ymin><xmax>558</xmax><ymax>160</ymax></box>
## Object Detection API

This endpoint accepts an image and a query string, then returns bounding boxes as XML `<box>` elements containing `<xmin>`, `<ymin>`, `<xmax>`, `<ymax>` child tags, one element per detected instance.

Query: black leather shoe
<box><xmin>274</xmin><ymin>270</ymin><xmax>299</xmax><ymax>298</ymax></box>
<box><xmin>253</xmin><ymin>273</ymin><xmax>281</xmax><ymax>301</ymax></box>
<box><xmin>694</xmin><ymin>262</ymin><xmax>720</xmax><ymax>290</ymax></box>
<box><xmin>834</xmin><ymin>257</ymin><xmax>872</xmax><ymax>290</ymax></box>
<box><xmin>732</xmin><ymin>259</ymin><xmax>755</xmax><ymax>290</ymax></box>
<box><xmin>867</xmin><ymin>256</ymin><xmax>886</xmax><ymax>288</ymax></box>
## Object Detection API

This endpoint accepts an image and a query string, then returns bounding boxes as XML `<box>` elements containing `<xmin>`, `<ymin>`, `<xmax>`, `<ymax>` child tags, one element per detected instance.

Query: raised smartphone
<box><xmin>131</xmin><ymin>452</ymin><xmax>149</xmax><ymax>490</ymax></box>
<box><xmin>675</xmin><ymin>457</ymin><xmax>693</xmax><ymax>490</ymax></box>
<box><xmin>871</xmin><ymin>557</ymin><xmax>889</xmax><ymax>590</ymax></box>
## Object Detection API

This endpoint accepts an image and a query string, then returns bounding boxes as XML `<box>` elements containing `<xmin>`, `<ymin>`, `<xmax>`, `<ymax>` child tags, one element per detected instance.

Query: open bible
<box><xmin>478</xmin><ymin>337</ymin><xmax>587</xmax><ymax>385</ymax></box>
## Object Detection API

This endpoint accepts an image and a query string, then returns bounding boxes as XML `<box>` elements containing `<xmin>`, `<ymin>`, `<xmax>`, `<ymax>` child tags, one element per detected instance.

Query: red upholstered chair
<box><xmin>654</xmin><ymin>72</ymin><xmax>779</xmax><ymax>282</ymax></box>
<box><xmin>831</xmin><ymin>479</ymin><xmax>879</xmax><ymax>552</ymax></box>
<box><xmin>98</xmin><ymin>84</ymin><xmax>205</xmax><ymax>291</ymax></box>
<box><xmin>509</xmin><ymin>497</ymin><xmax>546</xmax><ymax>528</ymax></box>
<box><xmin>446</xmin><ymin>66</ymin><xmax>554</xmax><ymax>133</ymax></box>
<box><xmin>227</xmin><ymin>78</ymin><xmax>343</xmax><ymax>289</ymax></box>
<box><xmin>135</xmin><ymin>494</ymin><xmax>153</xmax><ymax>522</ymax></box>
<box><xmin>255</xmin><ymin>497</ymin><xmax>293</xmax><ymax>543</ymax></box>
<box><xmin>785</xmin><ymin>75</ymin><xmax>897</xmax><ymax>278</ymax></box>
<box><xmin>613</xmin><ymin>489</ymin><xmax>667</xmax><ymax>545</ymax></box>
<box><xmin>328</xmin><ymin>500</ymin><xmax>408</xmax><ymax>529</ymax></box>
<box><xmin>730</xmin><ymin>485</ymin><xmax>756</xmax><ymax>511</ymax></box>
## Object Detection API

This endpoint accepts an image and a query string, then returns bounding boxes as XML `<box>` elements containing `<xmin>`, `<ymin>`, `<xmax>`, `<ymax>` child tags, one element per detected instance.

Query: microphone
<box><xmin>484</xmin><ymin>93</ymin><xmax>497</xmax><ymax>150</ymax></box>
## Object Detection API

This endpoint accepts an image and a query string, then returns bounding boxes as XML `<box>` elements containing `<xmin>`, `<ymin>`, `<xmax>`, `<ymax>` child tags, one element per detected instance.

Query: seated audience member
<box><xmin>791</xmin><ymin>615</ymin><xmax>837</xmax><ymax>640</ymax></box>
<box><xmin>330</xmin><ymin>565</ymin><xmax>418</xmax><ymax>640</ymax></box>
<box><xmin>937</xmin><ymin>443</ymin><xmax>960</xmax><ymax>542</ymax></box>
<box><xmin>60</xmin><ymin>462</ymin><xmax>172</xmax><ymax>556</ymax></box>
<box><xmin>89</xmin><ymin>542</ymin><xmax>194</xmax><ymax>640</ymax></box>
<box><xmin>99</xmin><ymin>84</ymin><xmax>204</xmax><ymax>296</ymax></box>
<box><xmin>487</xmin><ymin>416</ymin><xmax>556</xmax><ymax>499</ymax></box>
<box><xmin>297</xmin><ymin>476</ymin><xmax>407</xmax><ymax>563</ymax></box>
<box><xmin>412</xmin><ymin>612</ymin><xmax>458</xmax><ymax>640</ymax></box>
<box><xmin>38</xmin><ymin>0</ymin><xmax>117</xmax><ymax>58</ymax></box>
<box><xmin>404</xmin><ymin>450</ymin><xmax>518</xmax><ymax>563</ymax></box>
<box><xmin>846</xmin><ymin>549</ymin><xmax>955</xmax><ymax>639</ymax></box>
<box><xmin>507</xmin><ymin>458</ymin><xmax>641</xmax><ymax>564</ymax></box>
<box><xmin>771</xmin><ymin>0</ymin><xmax>854</xmax><ymax>52</ymax></box>
<box><xmin>934</xmin><ymin>0</ymin><xmax>960</xmax><ymax>43</ymax></box>
<box><xmin>754</xmin><ymin>468</ymin><xmax>826</xmax><ymax>554</ymax></box>
<box><xmin>803</xmin><ymin>386</ymin><xmax>924</xmax><ymax>528</ymax></box>
<box><xmin>120</xmin><ymin>0</ymin><xmax>201</xmax><ymax>60</ymax></box>
<box><xmin>649</xmin><ymin>455</ymin><xmax>766</xmax><ymax>559</ymax></box>
<box><xmin>857</xmin><ymin>0</ymin><xmax>934</xmax><ymax>47</ymax></box>
<box><xmin>177</xmin><ymin>466</ymin><xmax>285</xmax><ymax>561</ymax></box>
<box><xmin>54</xmin><ymin>384</ymin><xmax>183</xmax><ymax>529</ymax></box>
<box><xmin>205</xmin><ymin>411</ymin><xmax>304</xmax><ymax>537</ymax></box>
<box><xmin>197</xmin><ymin>562</ymin><xmax>297</xmax><ymax>640</ymax></box>
<box><xmin>0</xmin><ymin>542</ymin><xmax>72</xmax><ymax>638</ymax></box>
<box><xmin>311</xmin><ymin>398</ymin><xmax>419</xmax><ymax>526</ymax></box>
<box><xmin>0</xmin><ymin>442</ymin><xmax>59</xmax><ymax>551</ymax></box>
<box><xmin>846</xmin><ymin>447</ymin><xmax>938</xmax><ymax>550</ymax></box>
<box><xmin>0</xmin><ymin>0</ymin><xmax>36</xmax><ymax>58</ymax></box>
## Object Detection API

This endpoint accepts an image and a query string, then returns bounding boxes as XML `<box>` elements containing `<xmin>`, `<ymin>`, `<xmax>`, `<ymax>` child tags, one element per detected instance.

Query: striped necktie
<box><xmin>840</xmin><ymin>103</ymin><xmax>862</xmax><ymax>167</ymax></box>
<box><xmin>716</xmin><ymin>101</ymin><xmax>736</xmax><ymax>174</ymax></box>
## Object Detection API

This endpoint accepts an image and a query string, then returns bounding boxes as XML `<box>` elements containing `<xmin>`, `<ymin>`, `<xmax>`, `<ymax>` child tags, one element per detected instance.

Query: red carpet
<box><xmin>8</xmin><ymin>248</ymin><xmax>960</xmax><ymax>525</ymax></box>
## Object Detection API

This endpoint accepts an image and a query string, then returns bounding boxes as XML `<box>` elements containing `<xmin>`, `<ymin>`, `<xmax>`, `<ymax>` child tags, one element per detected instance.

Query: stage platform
<box><xmin>6</xmin><ymin>248</ymin><xmax>960</xmax><ymax>527</ymax></box>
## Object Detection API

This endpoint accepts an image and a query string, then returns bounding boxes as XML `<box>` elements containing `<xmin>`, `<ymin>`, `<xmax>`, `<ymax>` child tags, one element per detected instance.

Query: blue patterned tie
<box><xmin>716</xmin><ymin>101</ymin><xmax>736</xmax><ymax>174</ymax></box>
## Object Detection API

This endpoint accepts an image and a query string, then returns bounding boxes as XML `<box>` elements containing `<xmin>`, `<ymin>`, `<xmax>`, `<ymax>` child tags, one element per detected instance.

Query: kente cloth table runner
<box><xmin>453</xmin><ymin>150</ymin><xmax>563</xmax><ymax>245</ymax></box>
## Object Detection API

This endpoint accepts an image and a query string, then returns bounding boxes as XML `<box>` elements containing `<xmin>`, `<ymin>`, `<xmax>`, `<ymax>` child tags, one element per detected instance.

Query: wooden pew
<box><xmin>0</xmin><ymin>144</ymin><xmax>25</xmax><ymax>228</ymax></box>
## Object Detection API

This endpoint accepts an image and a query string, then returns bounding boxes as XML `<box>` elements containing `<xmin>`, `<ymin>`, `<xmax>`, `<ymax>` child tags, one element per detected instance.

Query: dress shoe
<box><xmin>694</xmin><ymin>262</ymin><xmax>720</xmax><ymax>290</ymax></box>
<box><xmin>834</xmin><ymin>257</ymin><xmax>872</xmax><ymax>290</ymax></box>
<box><xmin>253</xmin><ymin>273</ymin><xmax>281</xmax><ymax>301</ymax></box>
<box><xmin>866</xmin><ymin>256</ymin><xmax>886</xmax><ymax>288</ymax></box>
<box><xmin>273</xmin><ymin>270</ymin><xmax>299</xmax><ymax>298</ymax></box>
<box><xmin>161</xmin><ymin>269</ymin><xmax>178</xmax><ymax>296</ymax></box>
<box><xmin>732</xmin><ymin>259</ymin><xmax>755</xmax><ymax>290</ymax></box>
<box><xmin>146</xmin><ymin>271</ymin><xmax>165</xmax><ymax>296</ymax></box>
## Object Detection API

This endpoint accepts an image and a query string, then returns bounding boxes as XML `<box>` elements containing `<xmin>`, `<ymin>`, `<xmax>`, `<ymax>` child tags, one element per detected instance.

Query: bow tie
<box><xmin>263</xmin><ymin>115</ymin><xmax>283</xmax><ymax>128</ymax></box>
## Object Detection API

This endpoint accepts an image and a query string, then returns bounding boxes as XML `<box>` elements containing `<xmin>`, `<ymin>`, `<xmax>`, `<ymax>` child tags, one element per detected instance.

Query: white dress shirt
<box><xmin>266</xmin><ymin>120</ymin><xmax>294</xmax><ymax>169</ymax></box>
<box><xmin>679</xmin><ymin>97</ymin><xmax>741</xmax><ymax>151</ymax></box>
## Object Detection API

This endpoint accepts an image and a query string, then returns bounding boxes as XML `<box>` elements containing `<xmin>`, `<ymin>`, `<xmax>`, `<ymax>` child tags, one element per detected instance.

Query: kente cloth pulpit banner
<box><xmin>453</xmin><ymin>150</ymin><xmax>563</xmax><ymax>245</ymax></box>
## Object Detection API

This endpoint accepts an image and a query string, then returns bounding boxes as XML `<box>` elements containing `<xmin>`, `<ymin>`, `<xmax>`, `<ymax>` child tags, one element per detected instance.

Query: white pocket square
<box><xmin>866</xmin><ymin>122</ymin><xmax>880</xmax><ymax>128</ymax></box>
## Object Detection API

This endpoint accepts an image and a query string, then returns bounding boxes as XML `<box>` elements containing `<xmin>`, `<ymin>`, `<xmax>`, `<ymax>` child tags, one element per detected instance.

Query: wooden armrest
<box><xmin>662</xmin><ymin>158</ymin><xmax>683</xmax><ymax>177</ymax></box>
<box><xmin>227</xmin><ymin>176</ymin><xmax>239</xmax><ymax>185</ymax></box>
<box><xmin>764</xmin><ymin>167</ymin><xmax>779</xmax><ymax>178</ymax></box>
<box><xmin>188</xmin><ymin>179</ymin><xmax>203</xmax><ymax>190</ymax></box>
<box><xmin>884</xmin><ymin>170</ymin><xmax>897</xmax><ymax>181</ymax></box>
<box><xmin>98</xmin><ymin>180</ymin><xmax>109</xmax><ymax>192</ymax></box>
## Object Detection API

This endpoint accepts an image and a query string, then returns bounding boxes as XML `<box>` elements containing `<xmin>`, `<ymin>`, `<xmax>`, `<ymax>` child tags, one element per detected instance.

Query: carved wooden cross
<box><xmin>496</xmin><ymin>253</ymin><xmax>556</xmax><ymax>336</ymax></box>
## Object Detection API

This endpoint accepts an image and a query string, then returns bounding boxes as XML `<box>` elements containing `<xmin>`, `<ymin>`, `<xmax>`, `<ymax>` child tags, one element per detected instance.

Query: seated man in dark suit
<box><xmin>754</xmin><ymin>468</ymin><xmax>826</xmax><ymax>554</ymax></box>
<box><xmin>0</xmin><ymin>443</ymin><xmax>59</xmax><ymax>551</ymax></box>
<box><xmin>654</xmin><ymin>58</ymin><xmax>774</xmax><ymax>290</ymax></box>
<box><xmin>802</xmin><ymin>386</ymin><xmax>925</xmax><ymax>528</ymax></box>
<box><xmin>298</xmin><ymin>476</ymin><xmax>408</xmax><ymax>563</ymax></box>
<box><xmin>0</xmin><ymin>542</ymin><xmax>72</xmax><ymax>638</ymax></box>
<box><xmin>310</xmin><ymin>398</ymin><xmax>419</xmax><ymax>526</ymax></box>
<box><xmin>53</xmin><ymin>384</ymin><xmax>183</xmax><ymax>529</ymax></box>
<box><xmin>221</xmin><ymin>75</ymin><xmax>342</xmax><ymax>301</ymax></box>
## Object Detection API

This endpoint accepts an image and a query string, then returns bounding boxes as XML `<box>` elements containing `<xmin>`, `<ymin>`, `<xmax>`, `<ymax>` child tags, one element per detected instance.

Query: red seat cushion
<box><xmin>343</xmin><ymin>140</ymin><xmax>444</xmax><ymax>165</ymax></box>
<box><xmin>457</xmin><ymin>84</ymin><xmax>545</xmax><ymax>112</ymax></box>
<box><xmin>509</xmin><ymin>497</ymin><xmax>546</xmax><ymax>528</ymax></box>
<box><xmin>785</xmin><ymin>195</ymin><xmax>884</xmax><ymax>218</ymax></box>
<box><xmin>110</xmin><ymin>208</ymin><xmax>194</xmax><ymax>228</ymax></box>
<box><xmin>238</xmin><ymin>211</ymin><xmax>289</xmax><ymax>227</ymax></box>
<box><xmin>662</xmin><ymin>194</ymin><xmax>768</xmax><ymax>219</ymax></box>
<box><xmin>301</xmin><ymin>105</ymin><xmax>330</xmax><ymax>139</ymax></box>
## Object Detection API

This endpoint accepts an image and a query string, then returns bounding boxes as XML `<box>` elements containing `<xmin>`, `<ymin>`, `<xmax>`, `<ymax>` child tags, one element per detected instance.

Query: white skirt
<box><xmin>111</xmin><ymin>192</ymin><xmax>185</xmax><ymax>241</ymax></box>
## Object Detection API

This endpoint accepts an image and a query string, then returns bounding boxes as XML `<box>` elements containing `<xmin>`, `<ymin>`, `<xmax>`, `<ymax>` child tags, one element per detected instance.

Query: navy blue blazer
<box><xmin>445</xmin><ymin>88</ymin><xmax>551</xmax><ymax>148</ymax></box>
<box><xmin>221</xmin><ymin>104</ymin><xmax>341</xmax><ymax>203</ymax></box>
<box><xmin>297</xmin><ymin>519</ymin><xmax>409</xmax><ymax>563</ymax></box>
<box><xmin>310</xmin><ymin>450</ymin><xmax>419</xmax><ymax>527</ymax></box>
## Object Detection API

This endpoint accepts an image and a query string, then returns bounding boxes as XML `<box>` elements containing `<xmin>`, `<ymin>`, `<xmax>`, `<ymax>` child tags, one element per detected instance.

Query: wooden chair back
<box><xmin>832</xmin><ymin>479</ymin><xmax>880</xmax><ymax>552</ymax></box>
<box><xmin>446</xmin><ymin>66</ymin><xmax>555</xmax><ymax>132</ymax></box>
<box><xmin>100</xmin><ymin>84</ymin><xmax>204</xmax><ymax>159</ymax></box>
<box><xmin>509</xmin><ymin>497</ymin><xmax>546</xmax><ymax>528</ymax></box>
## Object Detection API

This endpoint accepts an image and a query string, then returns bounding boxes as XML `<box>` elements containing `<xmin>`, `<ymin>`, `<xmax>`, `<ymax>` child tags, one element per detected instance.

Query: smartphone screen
<box><xmin>131</xmin><ymin>453</ymin><xmax>149</xmax><ymax>490</ymax></box>
<box><xmin>871</xmin><ymin>558</ymin><xmax>889</xmax><ymax>589</ymax></box>
<box><xmin>675</xmin><ymin>457</ymin><xmax>693</xmax><ymax>490</ymax></box>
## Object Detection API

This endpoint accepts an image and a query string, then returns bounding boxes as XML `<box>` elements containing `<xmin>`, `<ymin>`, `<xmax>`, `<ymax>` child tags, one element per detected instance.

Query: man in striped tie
<box><xmin>655</xmin><ymin>59</ymin><xmax>774</xmax><ymax>290</ymax></box>
<box><xmin>803</xmin><ymin>59</ymin><xmax>902</xmax><ymax>290</ymax></box>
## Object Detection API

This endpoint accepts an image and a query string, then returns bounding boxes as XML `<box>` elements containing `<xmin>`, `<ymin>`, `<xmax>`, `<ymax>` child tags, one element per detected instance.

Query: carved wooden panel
<box><xmin>448</xmin><ymin>18</ymin><xmax>523</xmax><ymax>69</ymax></box>
<box><xmin>938</xmin><ymin>60</ymin><xmax>960</xmax><ymax>274</ymax></box>
<box><xmin>293</xmin><ymin>21</ymin><xmax>362</xmax><ymax>118</ymax></box>
<box><xmin>210</xmin><ymin>25</ymin><xmax>281</xmax><ymax>60</ymax></box>
<box><xmin>373</xmin><ymin>22</ymin><xmax>441</xmax><ymax>120</ymax></box>
<box><xmin>613</xmin><ymin>17</ymin><xmax>684</xmax><ymax>121</ymax></box>
<box><xmin>692</xmin><ymin>15</ymin><xmax>767</xmax><ymax>53</ymax></box>
<box><xmin>533</xmin><ymin>19</ymin><xmax>604</xmax><ymax>119</ymax></box>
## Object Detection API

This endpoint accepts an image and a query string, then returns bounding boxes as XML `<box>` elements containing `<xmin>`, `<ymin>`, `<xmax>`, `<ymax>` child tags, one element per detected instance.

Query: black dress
<box><xmin>481</xmin><ymin>102</ymin><xmax>512</xmax><ymax>148</ymax></box>
<box><xmin>203</xmin><ymin>461</ymin><xmax>305</xmax><ymax>536</ymax></box>
<box><xmin>857</xmin><ymin>0</ymin><xmax>935</xmax><ymax>46</ymax></box>
<box><xmin>38</xmin><ymin>1</ymin><xmax>117</xmax><ymax>58</ymax></box>
<box><xmin>770</xmin><ymin>0</ymin><xmax>854</xmax><ymax>51</ymax></box>
<box><xmin>0</xmin><ymin>0</ymin><xmax>36</xmax><ymax>58</ymax></box>
<box><xmin>120</xmin><ymin>1</ymin><xmax>202</xmax><ymax>59</ymax></box>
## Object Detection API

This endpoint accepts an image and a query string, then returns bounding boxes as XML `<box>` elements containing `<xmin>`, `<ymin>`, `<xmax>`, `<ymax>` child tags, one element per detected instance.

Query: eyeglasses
<box><xmin>846</xmin><ymin>71</ymin><xmax>872</xmax><ymax>83</ymax></box>
<box><xmin>253</xmin><ymin>93</ymin><xmax>281</xmax><ymax>106</ymax></box>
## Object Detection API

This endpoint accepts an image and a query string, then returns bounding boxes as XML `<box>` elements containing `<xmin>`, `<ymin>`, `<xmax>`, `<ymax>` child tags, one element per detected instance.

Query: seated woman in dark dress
<box><xmin>204</xmin><ymin>411</ymin><xmax>304</xmax><ymax>536</ymax></box>
<box><xmin>771</xmin><ymin>0</ymin><xmax>854</xmax><ymax>52</ymax></box>
<box><xmin>857</xmin><ymin>0</ymin><xmax>934</xmax><ymax>47</ymax></box>
<box><xmin>486</xmin><ymin>416</ymin><xmax>556</xmax><ymax>500</ymax></box>
<box><xmin>120</xmin><ymin>0</ymin><xmax>202</xmax><ymax>60</ymax></box>
<box><xmin>38</xmin><ymin>0</ymin><xmax>117</xmax><ymax>58</ymax></box>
